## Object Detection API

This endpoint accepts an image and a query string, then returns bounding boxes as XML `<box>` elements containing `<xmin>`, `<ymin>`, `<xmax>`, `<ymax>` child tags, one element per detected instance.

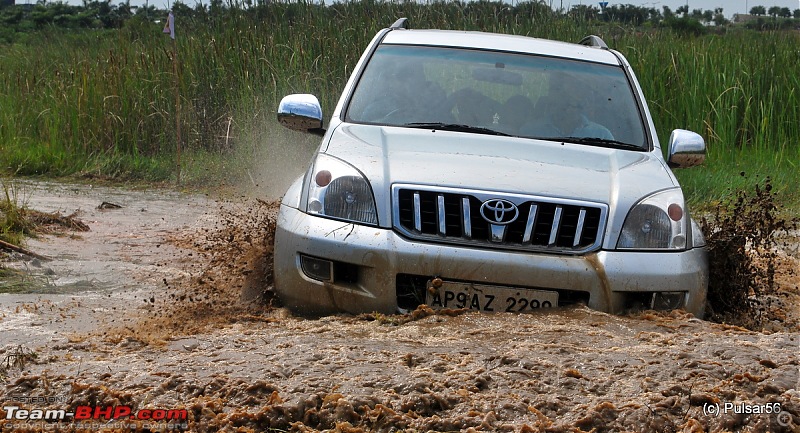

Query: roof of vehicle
<box><xmin>381</xmin><ymin>29</ymin><xmax>621</xmax><ymax>66</ymax></box>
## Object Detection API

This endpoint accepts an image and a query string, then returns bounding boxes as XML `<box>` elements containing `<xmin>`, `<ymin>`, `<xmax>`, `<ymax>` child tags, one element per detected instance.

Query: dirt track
<box><xmin>0</xmin><ymin>182</ymin><xmax>798</xmax><ymax>432</ymax></box>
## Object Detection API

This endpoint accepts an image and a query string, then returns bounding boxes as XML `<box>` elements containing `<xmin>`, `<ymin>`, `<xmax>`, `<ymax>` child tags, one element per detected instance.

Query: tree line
<box><xmin>2</xmin><ymin>0</ymin><xmax>799</xmax><ymax>43</ymax></box>
<box><xmin>748</xmin><ymin>5</ymin><xmax>798</xmax><ymax>18</ymax></box>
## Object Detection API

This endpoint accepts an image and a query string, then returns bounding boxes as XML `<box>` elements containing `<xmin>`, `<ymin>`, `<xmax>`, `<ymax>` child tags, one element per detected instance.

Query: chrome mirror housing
<box><xmin>667</xmin><ymin>129</ymin><xmax>706</xmax><ymax>169</ymax></box>
<box><xmin>277</xmin><ymin>94</ymin><xmax>325</xmax><ymax>136</ymax></box>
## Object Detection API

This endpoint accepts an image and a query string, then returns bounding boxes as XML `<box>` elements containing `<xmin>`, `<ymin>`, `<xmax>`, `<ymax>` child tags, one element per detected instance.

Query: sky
<box><xmin>51</xmin><ymin>0</ymin><xmax>800</xmax><ymax>17</ymax></box>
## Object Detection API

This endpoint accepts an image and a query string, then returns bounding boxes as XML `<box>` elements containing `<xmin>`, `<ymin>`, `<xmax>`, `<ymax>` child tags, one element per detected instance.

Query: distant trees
<box><xmin>712</xmin><ymin>8</ymin><xmax>727</xmax><ymax>26</ymax></box>
<box><xmin>601</xmin><ymin>4</ymin><xmax>658</xmax><ymax>26</ymax></box>
<box><xmin>574</xmin><ymin>2</ymin><xmax>735</xmax><ymax>31</ymax></box>
<box><xmin>568</xmin><ymin>4</ymin><xmax>598</xmax><ymax>21</ymax></box>
<box><xmin>740</xmin><ymin>5</ymin><xmax>793</xmax><ymax>19</ymax></box>
<box><xmin>1</xmin><ymin>0</ymin><xmax>133</xmax><ymax>29</ymax></box>
<box><xmin>750</xmin><ymin>5</ymin><xmax>793</xmax><ymax>17</ymax></box>
<box><xmin>1</xmin><ymin>0</ymin><xmax>799</xmax><ymax>45</ymax></box>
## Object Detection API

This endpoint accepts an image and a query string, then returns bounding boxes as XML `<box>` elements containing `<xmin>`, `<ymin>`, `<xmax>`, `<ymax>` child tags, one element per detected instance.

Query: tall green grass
<box><xmin>617</xmin><ymin>29</ymin><xmax>800</xmax><ymax>208</ymax></box>
<box><xmin>0</xmin><ymin>1</ymin><xmax>797</xmax><ymax>207</ymax></box>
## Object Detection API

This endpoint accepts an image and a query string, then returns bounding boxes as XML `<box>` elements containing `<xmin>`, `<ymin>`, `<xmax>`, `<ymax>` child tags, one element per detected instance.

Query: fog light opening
<box><xmin>652</xmin><ymin>292</ymin><xmax>686</xmax><ymax>311</ymax></box>
<box><xmin>300</xmin><ymin>255</ymin><xmax>333</xmax><ymax>282</ymax></box>
<box><xmin>308</xmin><ymin>199</ymin><xmax>323</xmax><ymax>213</ymax></box>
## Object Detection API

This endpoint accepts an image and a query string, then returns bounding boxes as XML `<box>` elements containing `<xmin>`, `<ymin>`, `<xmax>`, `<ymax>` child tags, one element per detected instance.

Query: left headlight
<box><xmin>305</xmin><ymin>153</ymin><xmax>378</xmax><ymax>225</ymax></box>
<box><xmin>617</xmin><ymin>189</ymin><xmax>688</xmax><ymax>250</ymax></box>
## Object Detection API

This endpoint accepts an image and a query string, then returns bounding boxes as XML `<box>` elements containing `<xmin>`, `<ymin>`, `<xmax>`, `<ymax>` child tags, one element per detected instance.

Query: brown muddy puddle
<box><xmin>0</xmin><ymin>182</ymin><xmax>798</xmax><ymax>432</ymax></box>
<box><xmin>0</xmin><ymin>181</ymin><xmax>214</xmax><ymax>348</ymax></box>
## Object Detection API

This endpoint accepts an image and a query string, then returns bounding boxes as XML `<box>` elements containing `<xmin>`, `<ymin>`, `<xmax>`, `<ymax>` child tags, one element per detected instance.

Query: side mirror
<box><xmin>277</xmin><ymin>94</ymin><xmax>325</xmax><ymax>136</ymax></box>
<box><xmin>667</xmin><ymin>129</ymin><xmax>705</xmax><ymax>169</ymax></box>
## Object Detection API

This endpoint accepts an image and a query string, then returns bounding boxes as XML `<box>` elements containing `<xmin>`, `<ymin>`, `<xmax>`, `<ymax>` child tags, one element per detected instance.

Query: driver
<box><xmin>520</xmin><ymin>72</ymin><xmax>614</xmax><ymax>140</ymax></box>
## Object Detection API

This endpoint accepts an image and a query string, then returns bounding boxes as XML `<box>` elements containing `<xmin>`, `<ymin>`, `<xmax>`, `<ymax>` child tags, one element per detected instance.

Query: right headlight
<box><xmin>305</xmin><ymin>153</ymin><xmax>378</xmax><ymax>226</ymax></box>
<box><xmin>617</xmin><ymin>189</ymin><xmax>688</xmax><ymax>250</ymax></box>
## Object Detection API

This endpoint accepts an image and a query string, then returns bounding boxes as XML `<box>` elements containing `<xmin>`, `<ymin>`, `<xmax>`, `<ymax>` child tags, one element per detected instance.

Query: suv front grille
<box><xmin>392</xmin><ymin>185</ymin><xmax>607</xmax><ymax>254</ymax></box>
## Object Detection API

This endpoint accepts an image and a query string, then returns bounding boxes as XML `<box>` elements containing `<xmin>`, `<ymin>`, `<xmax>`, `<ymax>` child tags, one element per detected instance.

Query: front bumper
<box><xmin>274</xmin><ymin>204</ymin><xmax>708</xmax><ymax>317</ymax></box>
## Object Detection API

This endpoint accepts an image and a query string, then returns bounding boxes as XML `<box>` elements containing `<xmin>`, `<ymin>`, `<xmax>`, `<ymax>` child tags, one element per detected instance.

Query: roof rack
<box><xmin>390</xmin><ymin>18</ymin><xmax>409</xmax><ymax>29</ymax></box>
<box><xmin>578</xmin><ymin>35</ymin><xmax>608</xmax><ymax>49</ymax></box>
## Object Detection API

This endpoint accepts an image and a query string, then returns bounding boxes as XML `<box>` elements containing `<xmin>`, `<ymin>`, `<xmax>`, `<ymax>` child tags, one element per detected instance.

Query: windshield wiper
<box><xmin>404</xmin><ymin>122</ymin><xmax>512</xmax><ymax>137</ymax></box>
<box><xmin>541</xmin><ymin>136</ymin><xmax>644</xmax><ymax>151</ymax></box>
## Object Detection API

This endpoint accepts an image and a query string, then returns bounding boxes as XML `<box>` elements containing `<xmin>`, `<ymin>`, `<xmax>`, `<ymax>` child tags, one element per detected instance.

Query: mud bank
<box><xmin>0</xmin><ymin>182</ymin><xmax>798</xmax><ymax>432</ymax></box>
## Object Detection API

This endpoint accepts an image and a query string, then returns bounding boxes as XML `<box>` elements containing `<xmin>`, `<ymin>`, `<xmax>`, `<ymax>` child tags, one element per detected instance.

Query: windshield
<box><xmin>345</xmin><ymin>44</ymin><xmax>648</xmax><ymax>149</ymax></box>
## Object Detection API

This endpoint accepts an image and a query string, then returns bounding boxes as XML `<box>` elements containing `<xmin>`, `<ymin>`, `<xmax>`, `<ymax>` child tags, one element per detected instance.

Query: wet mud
<box><xmin>0</xmin><ymin>182</ymin><xmax>798</xmax><ymax>432</ymax></box>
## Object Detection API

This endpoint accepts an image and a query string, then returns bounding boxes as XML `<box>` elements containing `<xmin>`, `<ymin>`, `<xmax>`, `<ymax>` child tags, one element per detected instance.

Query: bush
<box><xmin>663</xmin><ymin>17</ymin><xmax>707</xmax><ymax>36</ymax></box>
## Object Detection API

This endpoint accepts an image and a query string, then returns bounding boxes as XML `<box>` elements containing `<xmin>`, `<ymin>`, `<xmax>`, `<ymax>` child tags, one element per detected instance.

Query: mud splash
<box><xmin>701</xmin><ymin>177</ymin><xmax>800</xmax><ymax>331</ymax></box>
<box><xmin>112</xmin><ymin>198</ymin><xmax>281</xmax><ymax>343</ymax></box>
<box><xmin>0</xmin><ymin>181</ymin><xmax>797</xmax><ymax>433</ymax></box>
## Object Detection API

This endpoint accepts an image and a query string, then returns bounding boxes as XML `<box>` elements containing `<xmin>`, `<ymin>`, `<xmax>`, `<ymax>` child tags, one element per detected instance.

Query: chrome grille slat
<box><xmin>574</xmin><ymin>208</ymin><xmax>586</xmax><ymax>247</ymax></box>
<box><xmin>548</xmin><ymin>206</ymin><xmax>563</xmax><ymax>246</ymax></box>
<box><xmin>462</xmin><ymin>197</ymin><xmax>472</xmax><ymax>239</ymax></box>
<box><xmin>437</xmin><ymin>194</ymin><xmax>446</xmax><ymax>236</ymax></box>
<box><xmin>413</xmin><ymin>192</ymin><xmax>422</xmax><ymax>232</ymax></box>
<box><xmin>394</xmin><ymin>186</ymin><xmax>606</xmax><ymax>254</ymax></box>
<box><xmin>522</xmin><ymin>204</ymin><xmax>538</xmax><ymax>243</ymax></box>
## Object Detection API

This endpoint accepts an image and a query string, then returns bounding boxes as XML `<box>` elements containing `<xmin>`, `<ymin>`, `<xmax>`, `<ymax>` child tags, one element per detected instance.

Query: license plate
<box><xmin>425</xmin><ymin>280</ymin><xmax>558</xmax><ymax>313</ymax></box>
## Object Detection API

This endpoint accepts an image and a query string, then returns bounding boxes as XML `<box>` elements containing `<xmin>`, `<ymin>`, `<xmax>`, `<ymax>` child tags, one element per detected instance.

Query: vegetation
<box><xmin>0</xmin><ymin>181</ymin><xmax>32</xmax><ymax>246</ymax></box>
<box><xmin>0</xmin><ymin>1</ymin><xmax>798</xmax><ymax>209</ymax></box>
<box><xmin>1</xmin><ymin>179</ymin><xmax>89</xmax><ymax>248</ymax></box>
<box><xmin>0</xmin><ymin>345</ymin><xmax>38</xmax><ymax>379</ymax></box>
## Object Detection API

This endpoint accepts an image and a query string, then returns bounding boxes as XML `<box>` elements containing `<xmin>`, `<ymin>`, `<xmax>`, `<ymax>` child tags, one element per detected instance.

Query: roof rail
<box><xmin>390</xmin><ymin>18</ymin><xmax>409</xmax><ymax>29</ymax></box>
<box><xmin>578</xmin><ymin>35</ymin><xmax>608</xmax><ymax>49</ymax></box>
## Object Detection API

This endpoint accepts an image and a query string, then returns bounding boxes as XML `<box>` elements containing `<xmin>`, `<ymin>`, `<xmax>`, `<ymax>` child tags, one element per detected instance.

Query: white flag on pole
<box><xmin>163</xmin><ymin>12</ymin><xmax>175</xmax><ymax>39</ymax></box>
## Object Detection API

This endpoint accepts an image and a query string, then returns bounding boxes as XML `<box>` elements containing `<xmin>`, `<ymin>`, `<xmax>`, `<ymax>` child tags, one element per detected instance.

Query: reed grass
<box><xmin>0</xmin><ymin>1</ymin><xmax>797</xmax><ymax>207</ymax></box>
<box><xmin>0</xmin><ymin>180</ymin><xmax>31</xmax><ymax>246</ymax></box>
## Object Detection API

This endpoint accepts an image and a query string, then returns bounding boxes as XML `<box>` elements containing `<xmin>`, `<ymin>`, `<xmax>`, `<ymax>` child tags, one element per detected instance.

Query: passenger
<box><xmin>500</xmin><ymin>95</ymin><xmax>536</xmax><ymax>134</ymax></box>
<box><xmin>520</xmin><ymin>73</ymin><xmax>614</xmax><ymax>140</ymax></box>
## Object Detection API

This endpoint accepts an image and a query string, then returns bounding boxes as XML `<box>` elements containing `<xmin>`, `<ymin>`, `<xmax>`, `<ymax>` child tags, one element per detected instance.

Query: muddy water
<box><xmin>0</xmin><ymin>182</ymin><xmax>798</xmax><ymax>432</ymax></box>
<box><xmin>0</xmin><ymin>181</ymin><xmax>214</xmax><ymax>346</ymax></box>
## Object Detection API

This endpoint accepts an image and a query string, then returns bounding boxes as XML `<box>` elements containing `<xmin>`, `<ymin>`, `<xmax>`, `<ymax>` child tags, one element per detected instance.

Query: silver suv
<box><xmin>274</xmin><ymin>19</ymin><xmax>708</xmax><ymax>317</ymax></box>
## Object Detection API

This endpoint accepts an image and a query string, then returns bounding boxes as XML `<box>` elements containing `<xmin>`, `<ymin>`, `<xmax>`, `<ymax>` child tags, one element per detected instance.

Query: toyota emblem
<box><xmin>480</xmin><ymin>199</ymin><xmax>519</xmax><ymax>225</ymax></box>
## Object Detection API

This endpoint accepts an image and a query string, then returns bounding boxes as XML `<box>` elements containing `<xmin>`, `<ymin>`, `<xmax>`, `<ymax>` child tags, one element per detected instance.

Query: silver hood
<box><xmin>322</xmin><ymin>124</ymin><xmax>678</xmax><ymax>236</ymax></box>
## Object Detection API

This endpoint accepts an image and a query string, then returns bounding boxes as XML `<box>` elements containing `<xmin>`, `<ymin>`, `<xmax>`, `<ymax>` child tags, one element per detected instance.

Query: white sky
<box><xmin>50</xmin><ymin>0</ymin><xmax>800</xmax><ymax>17</ymax></box>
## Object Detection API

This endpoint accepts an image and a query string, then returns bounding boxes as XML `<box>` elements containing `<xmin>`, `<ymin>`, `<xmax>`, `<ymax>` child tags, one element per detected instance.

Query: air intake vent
<box><xmin>392</xmin><ymin>185</ymin><xmax>607</xmax><ymax>254</ymax></box>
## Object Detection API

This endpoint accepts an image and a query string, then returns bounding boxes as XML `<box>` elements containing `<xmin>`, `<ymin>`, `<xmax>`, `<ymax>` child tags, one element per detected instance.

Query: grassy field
<box><xmin>0</xmin><ymin>1</ymin><xmax>798</xmax><ymax>209</ymax></box>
